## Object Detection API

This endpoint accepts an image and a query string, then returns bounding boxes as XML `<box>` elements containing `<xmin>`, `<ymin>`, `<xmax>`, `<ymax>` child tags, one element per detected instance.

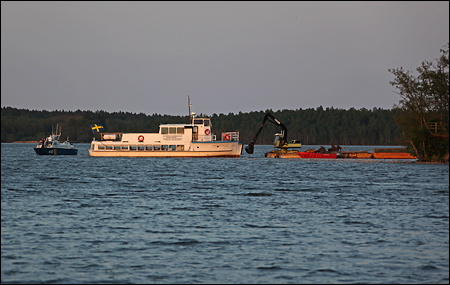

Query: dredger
<box><xmin>245</xmin><ymin>112</ymin><xmax>302</xmax><ymax>157</ymax></box>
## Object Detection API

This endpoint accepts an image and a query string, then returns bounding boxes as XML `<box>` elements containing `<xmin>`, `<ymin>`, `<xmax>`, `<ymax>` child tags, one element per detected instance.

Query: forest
<box><xmin>1</xmin><ymin>106</ymin><xmax>401</xmax><ymax>146</ymax></box>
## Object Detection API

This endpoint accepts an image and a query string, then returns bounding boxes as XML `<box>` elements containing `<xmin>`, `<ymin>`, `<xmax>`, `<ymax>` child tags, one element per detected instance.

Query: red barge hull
<box><xmin>297</xmin><ymin>152</ymin><xmax>337</xmax><ymax>159</ymax></box>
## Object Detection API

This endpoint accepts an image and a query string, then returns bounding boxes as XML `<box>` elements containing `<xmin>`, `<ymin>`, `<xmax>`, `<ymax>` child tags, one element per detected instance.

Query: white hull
<box><xmin>89</xmin><ymin>150</ymin><xmax>242</xmax><ymax>157</ymax></box>
<box><xmin>89</xmin><ymin>142</ymin><xmax>243</xmax><ymax>157</ymax></box>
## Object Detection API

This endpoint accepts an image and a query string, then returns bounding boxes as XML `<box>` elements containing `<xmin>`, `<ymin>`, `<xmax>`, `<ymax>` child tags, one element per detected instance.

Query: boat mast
<box><xmin>188</xmin><ymin>96</ymin><xmax>192</xmax><ymax>124</ymax></box>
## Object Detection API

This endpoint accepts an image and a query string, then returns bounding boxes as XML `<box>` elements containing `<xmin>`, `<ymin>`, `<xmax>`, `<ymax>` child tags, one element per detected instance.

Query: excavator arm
<box><xmin>245</xmin><ymin>112</ymin><xmax>288</xmax><ymax>154</ymax></box>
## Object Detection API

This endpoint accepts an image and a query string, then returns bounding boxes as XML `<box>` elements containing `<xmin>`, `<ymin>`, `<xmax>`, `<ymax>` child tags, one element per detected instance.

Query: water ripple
<box><xmin>1</xmin><ymin>143</ymin><xmax>449</xmax><ymax>284</ymax></box>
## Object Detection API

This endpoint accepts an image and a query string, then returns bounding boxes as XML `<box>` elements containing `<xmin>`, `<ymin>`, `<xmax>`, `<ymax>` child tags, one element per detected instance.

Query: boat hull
<box><xmin>298</xmin><ymin>152</ymin><xmax>337</xmax><ymax>159</ymax></box>
<box><xmin>88</xmin><ymin>143</ymin><xmax>243</xmax><ymax>157</ymax></box>
<box><xmin>88</xmin><ymin>151</ymin><xmax>241</xmax><ymax>158</ymax></box>
<box><xmin>34</xmin><ymin>148</ymin><xmax>78</xmax><ymax>155</ymax></box>
<box><xmin>372</xmin><ymin>153</ymin><xmax>417</xmax><ymax>159</ymax></box>
<box><xmin>265</xmin><ymin>150</ymin><xmax>337</xmax><ymax>159</ymax></box>
<box><xmin>267</xmin><ymin>150</ymin><xmax>416</xmax><ymax>159</ymax></box>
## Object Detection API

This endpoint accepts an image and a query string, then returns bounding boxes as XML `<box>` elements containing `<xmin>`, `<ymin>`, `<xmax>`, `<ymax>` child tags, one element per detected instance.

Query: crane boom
<box><xmin>245</xmin><ymin>112</ymin><xmax>288</xmax><ymax>154</ymax></box>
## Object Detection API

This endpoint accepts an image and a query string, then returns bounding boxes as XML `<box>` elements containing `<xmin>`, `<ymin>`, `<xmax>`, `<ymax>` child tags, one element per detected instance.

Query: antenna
<box><xmin>188</xmin><ymin>95</ymin><xmax>192</xmax><ymax>124</ymax></box>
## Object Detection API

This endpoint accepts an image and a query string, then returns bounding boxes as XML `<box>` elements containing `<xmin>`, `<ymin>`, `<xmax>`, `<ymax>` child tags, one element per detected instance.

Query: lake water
<box><xmin>1</xmin><ymin>143</ymin><xmax>449</xmax><ymax>284</ymax></box>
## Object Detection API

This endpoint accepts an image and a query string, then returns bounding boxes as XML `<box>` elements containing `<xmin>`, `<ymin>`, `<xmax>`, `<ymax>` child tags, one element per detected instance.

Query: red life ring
<box><xmin>205</xmin><ymin>129</ymin><xmax>210</xmax><ymax>135</ymax></box>
<box><xmin>138</xmin><ymin>135</ymin><xmax>144</xmax><ymax>142</ymax></box>
<box><xmin>223</xmin><ymin>133</ymin><xmax>230</xmax><ymax>141</ymax></box>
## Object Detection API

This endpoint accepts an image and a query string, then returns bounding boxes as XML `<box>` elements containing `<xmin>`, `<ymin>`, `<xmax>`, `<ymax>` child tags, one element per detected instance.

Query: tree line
<box><xmin>1</xmin><ymin>106</ymin><xmax>402</xmax><ymax>146</ymax></box>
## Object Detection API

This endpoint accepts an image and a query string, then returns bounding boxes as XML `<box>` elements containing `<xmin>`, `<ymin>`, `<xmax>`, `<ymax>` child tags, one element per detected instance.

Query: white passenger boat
<box><xmin>89</xmin><ymin>104</ymin><xmax>243</xmax><ymax>158</ymax></box>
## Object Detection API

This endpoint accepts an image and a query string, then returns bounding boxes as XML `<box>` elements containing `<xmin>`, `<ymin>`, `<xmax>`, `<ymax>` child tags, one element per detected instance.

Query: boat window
<box><xmin>114</xmin><ymin>146</ymin><xmax>121</xmax><ymax>150</ymax></box>
<box><xmin>153</xmin><ymin>145</ymin><xmax>160</xmax><ymax>151</ymax></box>
<box><xmin>161</xmin><ymin>127</ymin><xmax>168</xmax><ymax>134</ymax></box>
<box><xmin>146</xmin><ymin>145</ymin><xmax>153</xmax><ymax>151</ymax></box>
<box><xmin>169</xmin><ymin>145</ymin><xmax>176</xmax><ymax>151</ymax></box>
<box><xmin>194</xmin><ymin>119</ymin><xmax>203</xmax><ymax>125</ymax></box>
<box><xmin>138</xmin><ymin>146</ymin><xmax>145</xmax><ymax>151</ymax></box>
<box><xmin>130</xmin><ymin>146</ymin><xmax>137</xmax><ymax>150</ymax></box>
<box><xmin>177</xmin><ymin>145</ymin><xmax>185</xmax><ymax>151</ymax></box>
<box><xmin>106</xmin><ymin>146</ymin><xmax>113</xmax><ymax>150</ymax></box>
<box><xmin>122</xmin><ymin>146</ymin><xmax>128</xmax><ymax>150</ymax></box>
<box><xmin>169</xmin><ymin>127</ymin><xmax>177</xmax><ymax>134</ymax></box>
<box><xmin>204</xmin><ymin>119</ymin><xmax>210</xmax><ymax>126</ymax></box>
<box><xmin>99</xmin><ymin>146</ymin><xmax>105</xmax><ymax>150</ymax></box>
<box><xmin>161</xmin><ymin>145</ymin><xmax>168</xmax><ymax>151</ymax></box>
<box><xmin>177</xmin><ymin>127</ymin><xmax>184</xmax><ymax>134</ymax></box>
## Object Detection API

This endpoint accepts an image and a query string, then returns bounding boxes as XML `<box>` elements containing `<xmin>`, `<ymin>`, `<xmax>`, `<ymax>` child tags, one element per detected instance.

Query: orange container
<box><xmin>373</xmin><ymin>153</ymin><xmax>416</xmax><ymax>159</ymax></box>
<box><xmin>356</xmin><ymin>153</ymin><xmax>373</xmax><ymax>159</ymax></box>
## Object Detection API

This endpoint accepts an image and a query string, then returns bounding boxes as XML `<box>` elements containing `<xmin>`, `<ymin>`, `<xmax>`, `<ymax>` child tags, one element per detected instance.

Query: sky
<box><xmin>1</xmin><ymin>2</ymin><xmax>449</xmax><ymax>116</ymax></box>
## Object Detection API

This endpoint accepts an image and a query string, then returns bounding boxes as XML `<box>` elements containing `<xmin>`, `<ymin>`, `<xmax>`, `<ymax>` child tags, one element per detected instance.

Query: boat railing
<box><xmin>221</xmin><ymin>132</ymin><xmax>239</xmax><ymax>141</ymax></box>
<box><xmin>101</xmin><ymin>133</ymin><xmax>123</xmax><ymax>141</ymax></box>
<box><xmin>193</xmin><ymin>134</ymin><xmax>214</xmax><ymax>142</ymax></box>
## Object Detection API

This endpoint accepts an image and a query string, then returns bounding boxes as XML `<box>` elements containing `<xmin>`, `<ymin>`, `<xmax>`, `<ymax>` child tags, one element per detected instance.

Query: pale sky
<box><xmin>2</xmin><ymin>1</ymin><xmax>449</xmax><ymax>116</ymax></box>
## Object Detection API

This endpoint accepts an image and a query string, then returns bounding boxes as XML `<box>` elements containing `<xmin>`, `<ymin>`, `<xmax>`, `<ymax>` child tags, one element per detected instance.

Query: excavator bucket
<box><xmin>245</xmin><ymin>144</ymin><xmax>254</xmax><ymax>154</ymax></box>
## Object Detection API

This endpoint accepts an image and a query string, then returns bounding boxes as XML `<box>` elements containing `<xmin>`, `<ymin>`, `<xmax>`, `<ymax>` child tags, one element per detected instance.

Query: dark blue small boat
<box><xmin>34</xmin><ymin>124</ymin><xmax>78</xmax><ymax>155</ymax></box>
